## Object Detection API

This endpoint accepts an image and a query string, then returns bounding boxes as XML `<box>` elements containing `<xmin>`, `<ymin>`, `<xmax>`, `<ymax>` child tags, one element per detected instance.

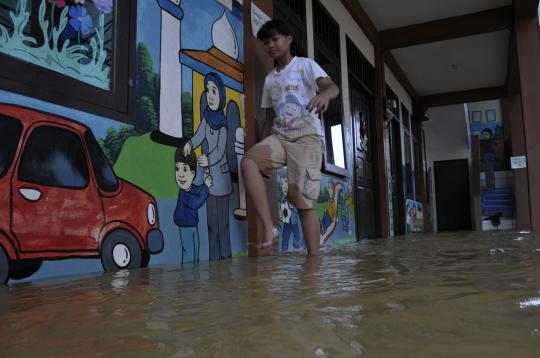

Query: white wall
<box><xmin>424</xmin><ymin>104</ymin><xmax>470</xmax><ymax>231</ymax></box>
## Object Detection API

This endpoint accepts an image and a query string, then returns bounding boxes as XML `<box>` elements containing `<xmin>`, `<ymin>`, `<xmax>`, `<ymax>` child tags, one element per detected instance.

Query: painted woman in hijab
<box><xmin>183</xmin><ymin>72</ymin><xmax>232</xmax><ymax>260</ymax></box>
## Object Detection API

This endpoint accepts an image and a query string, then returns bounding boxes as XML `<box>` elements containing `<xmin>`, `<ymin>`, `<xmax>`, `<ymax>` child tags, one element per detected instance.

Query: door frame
<box><xmin>349</xmin><ymin>77</ymin><xmax>380</xmax><ymax>239</ymax></box>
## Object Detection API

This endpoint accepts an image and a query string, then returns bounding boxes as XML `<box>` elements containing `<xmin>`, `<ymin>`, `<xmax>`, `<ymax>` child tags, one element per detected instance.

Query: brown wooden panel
<box><xmin>380</xmin><ymin>6</ymin><xmax>513</xmax><ymax>50</ymax></box>
<box><xmin>421</xmin><ymin>86</ymin><xmax>507</xmax><ymax>108</ymax></box>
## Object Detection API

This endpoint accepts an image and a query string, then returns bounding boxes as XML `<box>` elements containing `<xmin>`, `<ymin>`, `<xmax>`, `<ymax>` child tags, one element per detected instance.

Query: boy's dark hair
<box><xmin>257</xmin><ymin>19</ymin><xmax>302</xmax><ymax>57</ymax></box>
<box><xmin>175</xmin><ymin>147</ymin><xmax>197</xmax><ymax>172</ymax></box>
<box><xmin>256</xmin><ymin>19</ymin><xmax>291</xmax><ymax>41</ymax></box>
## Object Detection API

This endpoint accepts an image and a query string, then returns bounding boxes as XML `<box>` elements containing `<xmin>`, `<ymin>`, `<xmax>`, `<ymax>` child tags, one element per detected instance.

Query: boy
<box><xmin>173</xmin><ymin>148</ymin><xmax>213</xmax><ymax>264</ymax></box>
<box><xmin>241</xmin><ymin>19</ymin><xmax>339</xmax><ymax>255</ymax></box>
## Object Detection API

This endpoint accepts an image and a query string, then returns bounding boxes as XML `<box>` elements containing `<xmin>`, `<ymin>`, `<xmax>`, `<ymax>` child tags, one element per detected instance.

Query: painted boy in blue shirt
<box><xmin>173</xmin><ymin>148</ymin><xmax>213</xmax><ymax>264</ymax></box>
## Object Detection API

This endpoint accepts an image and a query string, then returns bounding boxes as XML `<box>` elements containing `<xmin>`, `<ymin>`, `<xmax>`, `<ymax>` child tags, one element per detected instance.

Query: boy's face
<box><xmin>262</xmin><ymin>34</ymin><xmax>292</xmax><ymax>59</ymax></box>
<box><xmin>206</xmin><ymin>80</ymin><xmax>220</xmax><ymax>111</ymax></box>
<box><xmin>481</xmin><ymin>130</ymin><xmax>491</xmax><ymax>140</ymax></box>
<box><xmin>176</xmin><ymin>162</ymin><xmax>195</xmax><ymax>191</ymax></box>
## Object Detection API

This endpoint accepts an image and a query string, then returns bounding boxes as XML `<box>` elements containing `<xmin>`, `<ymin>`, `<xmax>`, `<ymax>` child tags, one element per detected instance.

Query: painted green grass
<box><xmin>114</xmin><ymin>133</ymin><xmax>178</xmax><ymax>199</ymax></box>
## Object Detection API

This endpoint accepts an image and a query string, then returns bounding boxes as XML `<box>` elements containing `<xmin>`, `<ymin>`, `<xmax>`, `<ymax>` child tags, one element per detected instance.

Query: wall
<box><xmin>423</xmin><ymin>104</ymin><xmax>470</xmax><ymax>231</ymax></box>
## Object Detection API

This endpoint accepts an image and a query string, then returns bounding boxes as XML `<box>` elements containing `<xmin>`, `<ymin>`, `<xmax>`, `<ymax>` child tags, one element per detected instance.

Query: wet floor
<box><xmin>1</xmin><ymin>231</ymin><xmax>539</xmax><ymax>357</ymax></box>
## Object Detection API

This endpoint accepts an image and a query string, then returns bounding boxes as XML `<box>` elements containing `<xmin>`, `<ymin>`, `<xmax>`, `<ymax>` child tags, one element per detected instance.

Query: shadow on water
<box><xmin>1</xmin><ymin>231</ymin><xmax>540</xmax><ymax>357</ymax></box>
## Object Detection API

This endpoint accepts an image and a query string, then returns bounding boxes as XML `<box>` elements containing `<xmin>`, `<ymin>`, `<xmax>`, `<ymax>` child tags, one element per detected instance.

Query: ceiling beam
<box><xmin>339</xmin><ymin>0</ymin><xmax>418</xmax><ymax>101</ymax></box>
<box><xmin>379</xmin><ymin>6</ymin><xmax>513</xmax><ymax>50</ymax></box>
<box><xmin>339</xmin><ymin>0</ymin><xmax>378</xmax><ymax>44</ymax></box>
<box><xmin>421</xmin><ymin>86</ymin><xmax>507</xmax><ymax>108</ymax></box>
<box><xmin>384</xmin><ymin>53</ymin><xmax>418</xmax><ymax>101</ymax></box>
<box><xmin>516</xmin><ymin>0</ymin><xmax>540</xmax><ymax>17</ymax></box>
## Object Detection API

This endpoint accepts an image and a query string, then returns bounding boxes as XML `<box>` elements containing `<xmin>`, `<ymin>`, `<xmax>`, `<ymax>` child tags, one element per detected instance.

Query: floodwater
<box><xmin>1</xmin><ymin>232</ymin><xmax>539</xmax><ymax>357</ymax></box>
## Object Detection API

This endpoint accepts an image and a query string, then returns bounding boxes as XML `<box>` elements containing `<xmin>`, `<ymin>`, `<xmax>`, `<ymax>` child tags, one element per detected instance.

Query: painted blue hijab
<box><xmin>203</xmin><ymin>72</ymin><xmax>227</xmax><ymax>130</ymax></box>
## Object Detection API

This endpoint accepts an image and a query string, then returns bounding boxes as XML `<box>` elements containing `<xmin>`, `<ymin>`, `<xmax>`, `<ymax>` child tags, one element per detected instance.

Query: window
<box><xmin>19</xmin><ymin>125</ymin><xmax>89</xmax><ymax>188</ymax></box>
<box><xmin>274</xmin><ymin>0</ymin><xmax>307</xmax><ymax>57</ymax></box>
<box><xmin>471</xmin><ymin>110</ymin><xmax>482</xmax><ymax>123</ymax></box>
<box><xmin>486</xmin><ymin>109</ymin><xmax>496</xmax><ymax>122</ymax></box>
<box><xmin>85</xmin><ymin>130</ymin><xmax>118</xmax><ymax>192</ymax></box>
<box><xmin>313</xmin><ymin>0</ymin><xmax>346</xmax><ymax>176</ymax></box>
<box><xmin>0</xmin><ymin>114</ymin><xmax>23</xmax><ymax>178</ymax></box>
<box><xmin>0</xmin><ymin>0</ymin><xmax>135</xmax><ymax>122</ymax></box>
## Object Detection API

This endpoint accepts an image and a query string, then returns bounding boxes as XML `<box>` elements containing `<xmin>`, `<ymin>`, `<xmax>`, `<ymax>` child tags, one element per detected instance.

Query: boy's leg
<box><xmin>242</xmin><ymin>136</ymin><xmax>286</xmax><ymax>246</ymax></box>
<box><xmin>283</xmin><ymin>135</ymin><xmax>323</xmax><ymax>255</ymax></box>
<box><xmin>298</xmin><ymin>209</ymin><xmax>320</xmax><ymax>255</ymax></box>
<box><xmin>241</xmin><ymin>157</ymin><xmax>274</xmax><ymax>235</ymax></box>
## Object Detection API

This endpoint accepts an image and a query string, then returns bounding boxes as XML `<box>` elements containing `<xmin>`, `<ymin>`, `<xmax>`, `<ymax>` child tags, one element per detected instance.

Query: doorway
<box><xmin>350</xmin><ymin>82</ymin><xmax>377</xmax><ymax>238</ymax></box>
<box><xmin>434</xmin><ymin>159</ymin><xmax>472</xmax><ymax>231</ymax></box>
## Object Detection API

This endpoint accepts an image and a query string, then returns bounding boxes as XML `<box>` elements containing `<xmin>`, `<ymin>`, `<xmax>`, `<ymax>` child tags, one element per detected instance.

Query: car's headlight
<box><xmin>147</xmin><ymin>203</ymin><xmax>156</xmax><ymax>225</ymax></box>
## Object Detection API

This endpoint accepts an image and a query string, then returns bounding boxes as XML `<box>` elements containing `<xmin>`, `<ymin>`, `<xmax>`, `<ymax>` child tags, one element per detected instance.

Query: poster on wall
<box><xmin>406</xmin><ymin>199</ymin><xmax>424</xmax><ymax>233</ymax></box>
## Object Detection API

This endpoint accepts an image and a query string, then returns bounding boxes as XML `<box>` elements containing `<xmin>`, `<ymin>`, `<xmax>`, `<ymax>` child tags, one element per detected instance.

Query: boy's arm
<box><xmin>260</xmin><ymin>107</ymin><xmax>275</xmax><ymax>139</ymax></box>
<box><xmin>307</xmin><ymin>77</ymin><xmax>340</xmax><ymax>113</ymax></box>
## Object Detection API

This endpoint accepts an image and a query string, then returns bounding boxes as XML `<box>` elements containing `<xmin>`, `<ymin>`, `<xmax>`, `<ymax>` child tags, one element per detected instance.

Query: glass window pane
<box><xmin>85</xmin><ymin>130</ymin><xmax>118</xmax><ymax>192</ymax></box>
<box><xmin>0</xmin><ymin>0</ymin><xmax>114</xmax><ymax>89</ymax></box>
<box><xmin>486</xmin><ymin>109</ymin><xmax>496</xmax><ymax>122</ymax></box>
<box><xmin>19</xmin><ymin>125</ymin><xmax>89</xmax><ymax>188</ymax></box>
<box><xmin>330</xmin><ymin>124</ymin><xmax>345</xmax><ymax>168</ymax></box>
<box><xmin>471</xmin><ymin>111</ymin><xmax>482</xmax><ymax>123</ymax></box>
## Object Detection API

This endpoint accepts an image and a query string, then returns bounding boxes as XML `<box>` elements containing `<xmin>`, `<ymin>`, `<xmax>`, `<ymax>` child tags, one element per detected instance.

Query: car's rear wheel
<box><xmin>0</xmin><ymin>247</ymin><xmax>9</xmax><ymax>285</ymax></box>
<box><xmin>101</xmin><ymin>230</ymin><xmax>142</xmax><ymax>271</ymax></box>
<box><xmin>9</xmin><ymin>259</ymin><xmax>42</xmax><ymax>280</ymax></box>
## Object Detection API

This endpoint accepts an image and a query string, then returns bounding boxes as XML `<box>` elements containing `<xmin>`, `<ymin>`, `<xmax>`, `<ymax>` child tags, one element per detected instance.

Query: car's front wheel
<box><xmin>0</xmin><ymin>247</ymin><xmax>9</xmax><ymax>285</ymax></box>
<box><xmin>101</xmin><ymin>230</ymin><xmax>142</xmax><ymax>271</ymax></box>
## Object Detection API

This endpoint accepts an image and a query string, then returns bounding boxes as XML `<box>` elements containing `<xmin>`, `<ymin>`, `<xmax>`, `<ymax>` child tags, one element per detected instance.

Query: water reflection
<box><xmin>0</xmin><ymin>231</ymin><xmax>539</xmax><ymax>356</ymax></box>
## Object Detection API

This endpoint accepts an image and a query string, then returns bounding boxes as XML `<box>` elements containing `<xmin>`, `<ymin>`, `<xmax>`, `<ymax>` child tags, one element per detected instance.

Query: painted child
<box><xmin>241</xmin><ymin>19</ymin><xmax>339</xmax><ymax>255</ymax></box>
<box><xmin>173</xmin><ymin>148</ymin><xmax>213</xmax><ymax>264</ymax></box>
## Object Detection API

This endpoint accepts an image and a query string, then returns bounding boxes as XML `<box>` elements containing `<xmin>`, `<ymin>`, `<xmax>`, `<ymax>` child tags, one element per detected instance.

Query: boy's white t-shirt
<box><xmin>261</xmin><ymin>56</ymin><xmax>330</xmax><ymax>140</ymax></box>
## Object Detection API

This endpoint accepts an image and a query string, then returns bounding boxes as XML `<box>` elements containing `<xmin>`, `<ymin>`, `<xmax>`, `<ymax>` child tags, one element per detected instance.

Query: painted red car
<box><xmin>0</xmin><ymin>104</ymin><xmax>164</xmax><ymax>284</ymax></box>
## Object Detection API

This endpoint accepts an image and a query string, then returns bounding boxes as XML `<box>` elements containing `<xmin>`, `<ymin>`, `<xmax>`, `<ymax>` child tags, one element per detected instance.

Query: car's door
<box><xmin>11</xmin><ymin>124</ymin><xmax>104</xmax><ymax>252</ymax></box>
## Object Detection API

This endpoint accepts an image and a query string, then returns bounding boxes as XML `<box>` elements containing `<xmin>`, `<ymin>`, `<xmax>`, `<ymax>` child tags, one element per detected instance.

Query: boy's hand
<box><xmin>204</xmin><ymin>175</ymin><xmax>213</xmax><ymax>188</ymax></box>
<box><xmin>198</xmin><ymin>154</ymin><xmax>209</xmax><ymax>167</ymax></box>
<box><xmin>183</xmin><ymin>142</ymin><xmax>192</xmax><ymax>156</ymax></box>
<box><xmin>307</xmin><ymin>93</ymin><xmax>330</xmax><ymax>113</ymax></box>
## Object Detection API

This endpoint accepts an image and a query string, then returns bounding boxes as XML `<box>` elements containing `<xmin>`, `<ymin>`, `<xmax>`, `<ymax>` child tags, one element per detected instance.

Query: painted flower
<box><xmin>93</xmin><ymin>0</ymin><xmax>113</xmax><ymax>14</ymax></box>
<box><xmin>47</xmin><ymin>0</ymin><xmax>66</xmax><ymax>7</ymax></box>
<box><xmin>68</xmin><ymin>5</ymin><xmax>94</xmax><ymax>36</ymax></box>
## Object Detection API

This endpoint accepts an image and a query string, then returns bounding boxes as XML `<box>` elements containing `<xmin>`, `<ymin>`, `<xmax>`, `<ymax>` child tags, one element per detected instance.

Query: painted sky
<box><xmin>136</xmin><ymin>0</ymin><xmax>244</xmax><ymax>74</ymax></box>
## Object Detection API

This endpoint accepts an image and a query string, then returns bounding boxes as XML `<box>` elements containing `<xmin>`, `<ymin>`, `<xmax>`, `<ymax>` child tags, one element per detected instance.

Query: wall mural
<box><xmin>0</xmin><ymin>0</ymin><xmax>113</xmax><ymax>89</ymax></box>
<box><xmin>469</xmin><ymin>109</ymin><xmax>507</xmax><ymax>189</ymax></box>
<box><xmin>0</xmin><ymin>0</ymin><xmax>247</xmax><ymax>284</ymax></box>
<box><xmin>405</xmin><ymin>199</ymin><xmax>423</xmax><ymax>234</ymax></box>
<box><xmin>276</xmin><ymin>168</ymin><xmax>355</xmax><ymax>251</ymax></box>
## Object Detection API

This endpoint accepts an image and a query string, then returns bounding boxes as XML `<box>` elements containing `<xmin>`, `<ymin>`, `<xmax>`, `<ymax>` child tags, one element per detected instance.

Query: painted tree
<box><xmin>136</xmin><ymin>42</ymin><xmax>159</xmax><ymax>133</ymax></box>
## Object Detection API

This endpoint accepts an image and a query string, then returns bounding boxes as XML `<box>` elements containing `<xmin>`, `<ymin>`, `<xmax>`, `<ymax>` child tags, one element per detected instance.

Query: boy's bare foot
<box><xmin>259</xmin><ymin>226</ymin><xmax>279</xmax><ymax>248</ymax></box>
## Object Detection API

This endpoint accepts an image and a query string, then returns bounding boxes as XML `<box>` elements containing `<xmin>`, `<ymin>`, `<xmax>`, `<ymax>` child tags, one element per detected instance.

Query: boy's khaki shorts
<box><xmin>244</xmin><ymin>134</ymin><xmax>322</xmax><ymax>209</ymax></box>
